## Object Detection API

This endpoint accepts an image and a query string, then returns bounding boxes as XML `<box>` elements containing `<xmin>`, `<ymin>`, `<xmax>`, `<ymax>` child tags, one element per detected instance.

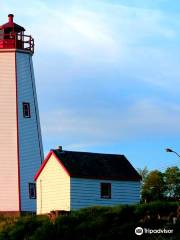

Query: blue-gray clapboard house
<box><xmin>35</xmin><ymin>148</ymin><xmax>141</xmax><ymax>214</ymax></box>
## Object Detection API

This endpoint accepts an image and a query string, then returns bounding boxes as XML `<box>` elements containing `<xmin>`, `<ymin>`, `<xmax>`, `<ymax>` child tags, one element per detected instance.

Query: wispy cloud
<box><xmin>1</xmin><ymin>1</ymin><xmax>179</xmax><ymax>64</ymax></box>
<box><xmin>41</xmin><ymin>99</ymin><xmax>180</xmax><ymax>149</ymax></box>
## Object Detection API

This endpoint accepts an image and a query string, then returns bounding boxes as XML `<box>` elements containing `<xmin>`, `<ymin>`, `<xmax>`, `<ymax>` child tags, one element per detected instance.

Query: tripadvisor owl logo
<box><xmin>135</xmin><ymin>227</ymin><xmax>143</xmax><ymax>235</ymax></box>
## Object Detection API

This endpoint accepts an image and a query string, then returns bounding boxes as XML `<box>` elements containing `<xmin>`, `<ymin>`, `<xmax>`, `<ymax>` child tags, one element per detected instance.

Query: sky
<box><xmin>1</xmin><ymin>0</ymin><xmax>180</xmax><ymax>171</ymax></box>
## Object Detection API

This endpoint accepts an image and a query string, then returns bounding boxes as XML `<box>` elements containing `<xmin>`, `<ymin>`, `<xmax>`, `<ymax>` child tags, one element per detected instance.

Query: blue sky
<box><xmin>1</xmin><ymin>0</ymin><xmax>180</xmax><ymax>171</ymax></box>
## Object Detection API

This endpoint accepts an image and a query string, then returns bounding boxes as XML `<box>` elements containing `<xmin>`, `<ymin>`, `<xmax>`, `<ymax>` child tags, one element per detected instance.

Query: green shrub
<box><xmin>135</xmin><ymin>201</ymin><xmax>179</xmax><ymax>218</ymax></box>
<box><xmin>0</xmin><ymin>202</ymin><xmax>179</xmax><ymax>240</ymax></box>
<box><xmin>30</xmin><ymin>221</ymin><xmax>54</xmax><ymax>240</ymax></box>
<box><xmin>0</xmin><ymin>215</ymin><xmax>49</xmax><ymax>240</ymax></box>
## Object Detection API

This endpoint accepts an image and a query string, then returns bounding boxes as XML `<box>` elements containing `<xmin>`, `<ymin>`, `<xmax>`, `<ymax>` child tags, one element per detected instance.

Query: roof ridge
<box><xmin>53</xmin><ymin>149</ymin><xmax>124</xmax><ymax>157</ymax></box>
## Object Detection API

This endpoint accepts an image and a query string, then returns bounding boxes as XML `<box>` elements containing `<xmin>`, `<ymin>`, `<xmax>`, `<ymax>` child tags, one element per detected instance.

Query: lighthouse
<box><xmin>0</xmin><ymin>14</ymin><xmax>43</xmax><ymax>214</ymax></box>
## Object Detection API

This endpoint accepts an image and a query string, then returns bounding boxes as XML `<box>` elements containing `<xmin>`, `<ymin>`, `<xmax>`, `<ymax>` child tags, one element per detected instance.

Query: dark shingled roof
<box><xmin>52</xmin><ymin>149</ymin><xmax>141</xmax><ymax>181</ymax></box>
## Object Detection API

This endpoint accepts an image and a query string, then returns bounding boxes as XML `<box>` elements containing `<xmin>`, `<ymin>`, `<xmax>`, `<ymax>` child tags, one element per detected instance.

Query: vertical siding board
<box><xmin>16</xmin><ymin>52</ymin><xmax>43</xmax><ymax>212</ymax></box>
<box><xmin>0</xmin><ymin>52</ymin><xmax>19</xmax><ymax>211</ymax></box>
<box><xmin>36</xmin><ymin>155</ymin><xmax>70</xmax><ymax>214</ymax></box>
<box><xmin>70</xmin><ymin>178</ymin><xmax>140</xmax><ymax>210</ymax></box>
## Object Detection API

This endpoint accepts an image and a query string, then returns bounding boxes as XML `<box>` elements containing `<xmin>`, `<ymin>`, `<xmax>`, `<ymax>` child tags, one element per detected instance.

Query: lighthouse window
<box><xmin>23</xmin><ymin>102</ymin><xmax>31</xmax><ymax>118</ymax></box>
<box><xmin>29</xmin><ymin>183</ymin><xmax>36</xmax><ymax>199</ymax></box>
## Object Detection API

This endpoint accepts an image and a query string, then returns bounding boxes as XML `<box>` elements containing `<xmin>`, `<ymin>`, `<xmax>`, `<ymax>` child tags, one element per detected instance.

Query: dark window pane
<box><xmin>100</xmin><ymin>183</ymin><xmax>111</xmax><ymax>199</ymax></box>
<box><xmin>23</xmin><ymin>102</ymin><xmax>31</xmax><ymax>118</ymax></box>
<box><xmin>29</xmin><ymin>183</ymin><xmax>36</xmax><ymax>199</ymax></box>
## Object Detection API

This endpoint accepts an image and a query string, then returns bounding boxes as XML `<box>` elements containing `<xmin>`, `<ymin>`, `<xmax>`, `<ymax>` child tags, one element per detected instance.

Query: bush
<box><xmin>0</xmin><ymin>215</ymin><xmax>49</xmax><ymax>240</ymax></box>
<box><xmin>30</xmin><ymin>221</ymin><xmax>55</xmax><ymax>240</ymax></box>
<box><xmin>0</xmin><ymin>202</ymin><xmax>179</xmax><ymax>240</ymax></box>
<box><xmin>135</xmin><ymin>201</ymin><xmax>179</xmax><ymax>218</ymax></box>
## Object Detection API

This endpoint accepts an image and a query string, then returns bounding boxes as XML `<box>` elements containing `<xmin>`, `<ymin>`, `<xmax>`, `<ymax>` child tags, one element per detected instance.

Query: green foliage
<box><xmin>0</xmin><ymin>216</ymin><xmax>18</xmax><ymax>232</ymax></box>
<box><xmin>135</xmin><ymin>201</ymin><xmax>179</xmax><ymax>218</ymax></box>
<box><xmin>142</xmin><ymin>170</ymin><xmax>165</xmax><ymax>202</ymax></box>
<box><xmin>30</xmin><ymin>221</ymin><xmax>55</xmax><ymax>240</ymax></box>
<box><xmin>0</xmin><ymin>202</ymin><xmax>179</xmax><ymax>240</ymax></box>
<box><xmin>164</xmin><ymin>166</ymin><xmax>180</xmax><ymax>199</ymax></box>
<box><xmin>0</xmin><ymin>215</ymin><xmax>49</xmax><ymax>240</ymax></box>
<box><xmin>141</xmin><ymin>166</ymin><xmax>180</xmax><ymax>202</ymax></box>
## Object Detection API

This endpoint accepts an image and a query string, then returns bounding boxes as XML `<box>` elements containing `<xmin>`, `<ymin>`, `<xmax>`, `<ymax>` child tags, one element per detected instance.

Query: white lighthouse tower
<box><xmin>0</xmin><ymin>14</ymin><xmax>43</xmax><ymax>214</ymax></box>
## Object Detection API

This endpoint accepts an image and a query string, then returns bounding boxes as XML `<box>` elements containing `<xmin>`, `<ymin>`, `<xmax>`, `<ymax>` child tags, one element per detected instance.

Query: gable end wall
<box><xmin>36</xmin><ymin>154</ymin><xmax>70</xmax><ymax>214</ymax></box>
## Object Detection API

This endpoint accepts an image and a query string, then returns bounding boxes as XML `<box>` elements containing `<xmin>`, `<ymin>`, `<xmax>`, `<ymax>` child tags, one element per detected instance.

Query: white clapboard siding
<box><xmin>0</xmin><ymin>51</ymin><xmax>19</xmax><ymax>211</ymax></box>
<box><xmin>36</xmin><ymin>154</ymin><xmax>70</xmax><ymax>215</ymax></box>
<box><xmin>16</xmin><ymin>52</ymin><xmax>43</xmax><ymax>212</ymax></box>
<box><xmin>70</xmin><ymin>178</ymin><xmax>140</xmax><ymax>210</ymax></box>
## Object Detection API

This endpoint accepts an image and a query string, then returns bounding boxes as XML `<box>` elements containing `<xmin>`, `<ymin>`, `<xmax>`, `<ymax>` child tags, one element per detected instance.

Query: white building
<box><xmin>34</xmin><ymin>148</ymin><xmax>141</xmax><ymax>215</ymax></box>
<box><xmin>0</xmin><ymin>14</ymin><xmax>43</xmax><ymax>215</ymax></box>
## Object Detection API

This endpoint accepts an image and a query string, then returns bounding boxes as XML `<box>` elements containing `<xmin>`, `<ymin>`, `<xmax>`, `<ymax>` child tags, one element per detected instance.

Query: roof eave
<box><xmin>34</xmin><ymin>150</ymin><xmax>70</xmax><ymax>181</ymax></box>
<box><xmin>70</xmin><ymin>175</ymin><xmax>141</xmax><ymax>181</ymax></box>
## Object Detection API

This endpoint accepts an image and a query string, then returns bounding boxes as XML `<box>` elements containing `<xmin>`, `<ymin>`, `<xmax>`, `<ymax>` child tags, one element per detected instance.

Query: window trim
<box><xmin>23</xmin><ymin>102</ymin><xmax>31</xmax><ymax>118</ymax></box>
<box><xmin>100</xmin><ymin>182</ymin><xmax>111</xmax><ymax>199</ymax></box>
<box><xmin>29</xmin><ymin>183</ymin><xmax>36</xmax><ymax>199</ymax></box>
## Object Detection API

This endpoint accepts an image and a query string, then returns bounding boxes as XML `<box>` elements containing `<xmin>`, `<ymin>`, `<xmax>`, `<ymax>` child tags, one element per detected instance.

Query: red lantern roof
<box><xmin>0</xmin><ymin>14</ymin><xmax>25</xmax><ymax>33</ymax></box>
<box><xmin>0</xmin><ymin>14</ymin><xmax>34</xmax><ymax>54</ymax></box>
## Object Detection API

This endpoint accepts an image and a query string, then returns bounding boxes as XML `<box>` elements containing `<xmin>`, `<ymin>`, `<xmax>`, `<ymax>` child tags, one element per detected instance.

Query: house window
<box><xmin>23</xmin><ymin>102</ymin><xmax>31</xmax><ymax>118</ymax></box>
<box><xmin>29</xmin><ymin>183</ymin><xmax>36</xmax><ymax>199</ymax></box>
<box><xmin>100</xmin><ymin>183</ymin><xmax>111</xmax><ymax>199</ymax></box>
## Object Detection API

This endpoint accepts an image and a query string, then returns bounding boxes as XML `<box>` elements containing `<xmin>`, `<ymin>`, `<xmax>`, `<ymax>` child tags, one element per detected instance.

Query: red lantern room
<box><xmin>0</xmin><ymin>14</ymin><xmax>34</xmax><ymax>53</ymax></box>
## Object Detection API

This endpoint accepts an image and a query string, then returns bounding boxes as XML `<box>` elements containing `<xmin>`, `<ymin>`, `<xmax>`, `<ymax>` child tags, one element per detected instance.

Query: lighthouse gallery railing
<box><xmin>0</xmin><ymin>33</ymin><xmax>34</xmax><ymax>53</ymax></box>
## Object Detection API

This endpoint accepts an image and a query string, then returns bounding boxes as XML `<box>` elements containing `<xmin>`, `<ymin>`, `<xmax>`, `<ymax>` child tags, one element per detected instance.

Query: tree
<box><xmin>137</xmin><ymin>167</ymin><xmax>148</xmax><ymax>201</ymax></box>
<box><xmin>137</xmin><ymin>166</ymin><xmax>148</xmax><ymax>183</ymax></box>
<box><xmin>141</xmin><ymin>170</ymin><xmax>165</xmax><ymax>202</ymax></box>
<box><xmin>164</xmin><ymin>166</ymin><xmax>180</xmax><ymax>200</ymax></box>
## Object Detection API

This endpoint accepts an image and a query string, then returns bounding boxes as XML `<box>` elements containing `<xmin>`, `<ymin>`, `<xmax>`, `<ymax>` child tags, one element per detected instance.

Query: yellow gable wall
<box><xmin>36</xmin><ymin>154</ymin><xmax>70</xmax><ymax>214</ymax></box>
